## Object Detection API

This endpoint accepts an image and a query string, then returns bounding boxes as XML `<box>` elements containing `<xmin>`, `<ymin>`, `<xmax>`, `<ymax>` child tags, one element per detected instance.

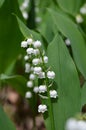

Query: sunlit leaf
<box><xmin>48</xmin><ymin>9</ymin><xmax>86</xmax><ymax>79</ymax></box>
<box><xmin>0</xmin><ymin>0</ymin><xmax>5</xmax><ymax>8</ymax></box>
<box><xmin>57</xmin><ymin>0</ymin><xmax>82</xmax><ymax>15</ymax></box>
<box><xmin>0</xmin><ymin>0</ymin><xmax>23</xmax><ymax>74</ymax></box>
<box><xmin>47</xmin><ymin>34</ymin><xmax>81</xmax><ymax>130</ymax></box>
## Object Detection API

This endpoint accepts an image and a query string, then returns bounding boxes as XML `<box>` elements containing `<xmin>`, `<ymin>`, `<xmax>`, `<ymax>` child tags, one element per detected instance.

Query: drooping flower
<box><xmin>33</xmin><ymin>49</ymin><xmax>40</xmax><ymax>56</ymax></box>
<box><xmin>21</xmin><ymin>41</ymin><xmax>28</xmax><ymax>48</ymax></box>
<box><xmin>47</xmin><ymin>71</ymin><xmax>55</xmax><ymax>79</ymax></box>
<box><xmin>33</xmin><ymin>86</ymin><xmax>39</xmax><ymax>93</ymax></box>
<box><xmin>25</xmin><ymin>91</ymin><xmax>32</xmax><ymax>98</ymax></box>
<box><xmin>50</xmin><ymin>90</ymin><xmax>58</xmax><ymax>98</ymax></box>
<box><xmin>43</xmin><ymin>56</ymin><xmax>48</xmax><ymax>63</ymax></box>
<box><xmin>29</xmin><ymin>73</ymin><xmax>35</xmax><ymax>80</ymax></box>
<box><xmin>27</xmin><ymin>38</ymin><xmax>33</xmax><ymax>45</ymax></box>
<box><xmin>24</xmin><ymin>55</ymin><xmax>29</xmax><ymax>61</ymax></box>
<box><xmin>27</xmin><ymin>81</ymin><xmax>33</xmax><ymax>88</ymax></box>
<box><xmin>32</xmin><ymin>58</ymin><xmax>40</xmax><ymax>65</ymax></box>
<box><xmin>65</xmin><ymin>39</ymin><xmax>71</xmax><ymax>46</ymax></box>
<box><xmin>34</xmin><ymin>67</ymin><xmax>42</xmax><ymax>74</ymax></box>
<box><xmin>38</xmin><ymin>72</ymin><xmax>45</xmax><ymax>79</ymax></box>
<box><xmin>33</xmin><ymin>40</ymin><xmax>42</xmax><ymax>48</ymax></box>
<box><xmin>38</xmin><ymin>104</ymin><xmax>47</xmax><ymax>113</ymax></box>
<box><xmin>76</xmin><ymin>14</ymin><xmax>83</xmax><ymax>23</ymax></box>
<box><xmin>25</xmin><ymin>63</ymin><xmax>30</xmax><ymax>73</ymax></box>
<box><xmin>39</xmin><ymin>85</ymin><xmax>47</xmax><ymax>93</ymax></box>
<box><xmin>26</xmin><ymin>48</ymin><xmax>34</xmax><ymax>54</ymax></box>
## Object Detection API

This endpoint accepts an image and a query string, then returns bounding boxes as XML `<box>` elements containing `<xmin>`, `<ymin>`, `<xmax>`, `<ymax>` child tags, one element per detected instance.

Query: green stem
<box><xmin>46</xmin><ymin>77</ymin><xmax>55</xmax><ymax>130</ymax></box>
<box><xmin>40</xmin><ymin>50</ymin><xmax>55</xmax><ymax>130</ymax></box>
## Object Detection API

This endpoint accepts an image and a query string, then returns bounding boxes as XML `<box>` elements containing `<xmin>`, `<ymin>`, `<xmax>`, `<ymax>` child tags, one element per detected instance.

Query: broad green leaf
<box><xmin>18</xmin><ymin>0</ymin><xmax>23</xmax><ymax>5</ymax></box>
<box><xmin>0</xmin><ymin>74</ymin><xmax>27</xmax><ymax>96</ymax></box>
<box><xmin>0</xmin><ymin>0</ymin><xmax>5</xmax><ymax>7</ymax></box>
<box><xmin>15</xmin><ymin>15</ymin><xmax>47</xmax><ymax>50</ymax></box>
<box><xmin>81</xmin><ymin>82</ymin><xmax>86</xmax><ymax>107</ymax></box>
<box><xmin>57</xmin><ymin>0</ymin><xmax>82</xmax><ymax>15</ymax></box>
<box><xmin>16</xmin><ymin>15</ymin><xmax>41</xmax><ymax>40</ymax></box>
<box><xmin>47</xmin><ymin>34</ymin><xmax>81</xmax><ymax>130</ymax></box>
<box><xmin>0</xmin><ymin>0</ymin><xmax>23</xmax><ymax>74</ymax></box>
<box><xmin>37</xmin><ymin>12</ymin><xmax>55</xmax><ymax>43</ymax></box>
<box><xmin>48</xmin><ymin>9</ymin><xmax>86</xmax><ymax>79</ymax></box>
<box><xmin>0</xmin><ymin>105</ymin><xmax>16</xmax><ymax>130</ymax></box>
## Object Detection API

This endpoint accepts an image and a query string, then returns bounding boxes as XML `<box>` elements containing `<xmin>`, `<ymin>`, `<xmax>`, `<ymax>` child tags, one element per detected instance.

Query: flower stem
<box><xmin>46</xmin><ymin>77</ymin><xmax>55</xmax><ymax>130</ymax></box>
<box><xmin>40</xmin><ymin>50</ymin><xmax>55</xmax><ymax>130</ymax></box>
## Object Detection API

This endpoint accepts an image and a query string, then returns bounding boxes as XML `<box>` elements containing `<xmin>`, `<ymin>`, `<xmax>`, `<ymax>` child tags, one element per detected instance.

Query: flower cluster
<box><xmin>65</xmin><ymin>118</ymin><xmax>86</xmax><ymax>130</ymax></box>
<box><xmin>75</xmin><ymin>3</ymin><xmax>86</xmax><ymax>24</ymax></box>
<box><xmin>76</xmin><ymin>14</ymin><xmax>83</xmax><ymax>23</ymax></box>
<box><xmin>20</xmin><ymin>0</ymin><xmax>29</xmax><ymax>19</ymax></box>
<box><xmin>80</xmin><ymin>3</ymin><xmax>86</xmax><ymax>15</ymax></box>
<box><xmin>21</xmin><ymin>38</ymin><xmax>58</xmax><ymax>113</ymax></box>
<box><xmin>65</xmin><ymin>38</ymin><xmax>71</xmax><ymax>46</ymax></box>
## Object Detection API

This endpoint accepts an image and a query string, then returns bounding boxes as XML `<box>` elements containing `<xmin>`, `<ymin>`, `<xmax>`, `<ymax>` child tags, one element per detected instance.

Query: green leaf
<box><xmin>15</xmin><ymin>15</ymin><xmax>41</xmax><ymax>40</ymax></box>
<box><xmin>0</xmin><ymin>74</ymin><xmax>27</xmax><ymax>97</ymax></box>
<box><xmin>15</xmin><ymin>15</ymin><xmax>48</xmax><ymax>50</ymax></box>
<box><xmin>0</xmin><ymin>0</ymin><xmax>5</xmax><ymax>8</ymax></box>
<box><xmin>47</xmin><ymin>34</ymin><xmax>81</xmax><ymax>130</ymax></box>
<box><xmin>81</xmin><ymin>82</ymin><xmax>86</xmax><ymax>107</ymax></box>
<box><xmin>57</xmin><ymin>0</ymin><xmax>82</xmax><ymax>15</ymax></box>
<box><xmin>37</xmin><ymin>12</ymin><xmax>55</xmax><ymax>43</ymax></box>
<box><xmin>0</xmin><ymin>105</ymin><xmax>16</xmax><ymax>130</ymax></box>
<box><xmin>48</xmin><ymin>9</ymin><xmax>86</xmax><ymax>79</ymax></box>
<box><xmin>0</xmin><ymin>0</ymin><xmax>23</xmax><ymax>74</ymax></box>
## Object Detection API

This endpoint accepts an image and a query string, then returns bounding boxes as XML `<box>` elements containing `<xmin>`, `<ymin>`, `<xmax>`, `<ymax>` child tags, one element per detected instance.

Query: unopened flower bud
<box><xmin>24</xmin><ymin>55</ymin><xmax>29</xmax><ymax>61</ymax></box>
<box><xmin>43</xmin><ymin>56</ymin><xmax>48</xmax><ymax>63</ymax></box>
<box><xmin>65</xmin><ymin>39</ymin><xmax>71</xmax><ymax>46</ymax></box>
<box><xmin>27</xmin><ymin>81</ymin><xmax>33</xmax><ymax>88</ymax></box>
<box><xmin>29</xmin><ymin>74</ymin><xmax>35</xmax><ymax>80</ymax></box>
<box><xmin>76</xmin><ymin>14</ymin><xmax>83</xmax><ymax>23</ymax></box>
<box><xmin>25</xmin><ymin>91</ymin><xmax>32</xmax><ymax>98</ymax></box>
<box><xmin>33</xmin><ymin>86</ymin><xmax>39</xmax><ymax>93</ymax></box>
<box><xmin>25</xmin><ymin>63</ymin><xmax>30</xmax><ymax>73</ymax></box>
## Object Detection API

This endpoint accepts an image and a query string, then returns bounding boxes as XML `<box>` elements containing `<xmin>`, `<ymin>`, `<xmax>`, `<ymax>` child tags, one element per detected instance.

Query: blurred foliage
<box><xmin>0</xmin><ymin>0</ymin><xmax>86</xmax><ymax>130</ymax></box>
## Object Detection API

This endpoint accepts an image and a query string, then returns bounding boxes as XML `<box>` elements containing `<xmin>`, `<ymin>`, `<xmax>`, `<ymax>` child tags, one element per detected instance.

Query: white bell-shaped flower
<box><xmin>21</xmin><ymin>41</ymin><xmax>27</xmax><ymax>48</ymax></box>
<box><xmin>25</xmin><ymin>91</ymin><xmax>32</xmax><ymax>98</ymax></box>
<box><xmin>47</xmin><ymin>71</ymin><xmax>55</xmax><ymax>79</ymax></box>
<box><xmin>38</xmin><ymin>104</ymin><xmax>47</xmax><ymax>113</ymax></box>
<box><xmin>50</xmin><ymin>90</ymin><xmax>58</xmax><ymax>98</ymax></box>
<box><xmin>27</xmin><ymin>81</ymin><xmax>33</xmax><ymax>88</ymax></box>
<box><xmin>34</xmin><ymin>67</ymin><xmax>42</xmax><ymax>74</ymax></box>
<box><xmin>33</xmin><ymin>86</ymin><xmax>39</xmax><ymax>93</ymax></box>
<box><xmin>33</xmin><ymin>40</ymin><xmax>41</xmax><ymax>48</ymax></box>
<box><xmin>29</xmin><ymin>73</ymin><xmax>35</xmax><ymax>80</ymax></box>
<box><xmin>25</xmin><ymin>63</ymin><xmax>30</xmax><ymax>73</ymax></box>
<box><xmin>39</xmin><ymin>85</ymin><xmax>47</xmax><ymax>93</ymax></box>
<box><xmin>26</xmin><ymin>48</ymin><xmax>34</xmax><ymax>54</ymax></box>
<box><xmin>43</xmin><ymin>56</ymin><xmax>48</xmax><ymax>63</ymax></box>
<box><xmin>32</xmin><ymin>58</ymin><xmax>40</xmax><ymax>65</ymax></box>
